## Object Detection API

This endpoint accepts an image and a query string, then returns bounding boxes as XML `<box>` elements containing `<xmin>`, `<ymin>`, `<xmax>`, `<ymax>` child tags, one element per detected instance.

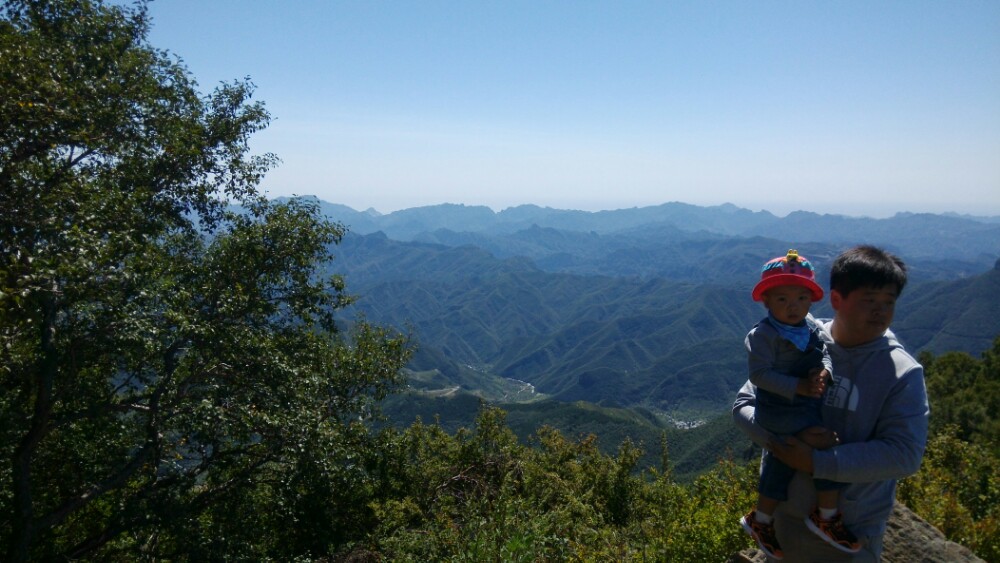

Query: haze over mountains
<box><xmin>297</xmin><ymin>198</ymin><xmax>999</xmax><ymax>417</ymax></box>
<box><xmin>318</xmin><ymin>199</ymin><xmax>999</xmax><ymax>264</ymax></box>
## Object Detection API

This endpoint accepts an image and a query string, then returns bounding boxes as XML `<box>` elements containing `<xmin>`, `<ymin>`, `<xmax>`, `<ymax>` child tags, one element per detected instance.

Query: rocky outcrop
<box><xmin>729</xmin><ymin>503</ymin><xmax>983</xmax><ymax>562</ymax></box>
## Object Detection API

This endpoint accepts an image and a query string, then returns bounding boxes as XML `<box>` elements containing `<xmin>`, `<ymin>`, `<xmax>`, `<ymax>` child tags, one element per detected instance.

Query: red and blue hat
<box><xmin>752</xmin><ymin>249</ymin><xmax>824</xmax><ymax>302</ymax></box>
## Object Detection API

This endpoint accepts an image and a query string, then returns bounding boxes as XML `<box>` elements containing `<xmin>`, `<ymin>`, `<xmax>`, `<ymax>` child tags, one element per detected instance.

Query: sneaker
<box><xmin>805</xmin><ymin>509</ymin><xmax>861</xmax><ymax>554</ymax></box>
<box><xmin>740</xmin><ymin>510</ymin><xmax>784</xmax><ymax>560</ymax></box>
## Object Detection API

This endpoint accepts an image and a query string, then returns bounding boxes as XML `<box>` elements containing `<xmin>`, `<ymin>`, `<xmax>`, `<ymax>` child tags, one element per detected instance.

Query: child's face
<box><xmin>762</xmin><ymin>285</ymin><xmax>814</xmax><ymax>325</ymax></box>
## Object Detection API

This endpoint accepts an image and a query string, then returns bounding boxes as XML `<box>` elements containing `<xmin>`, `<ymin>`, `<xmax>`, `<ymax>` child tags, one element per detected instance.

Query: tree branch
<box><xmin>6</xmin><ymin>292</ymin><xmax>59</xmax><ymax>563</ymax></box>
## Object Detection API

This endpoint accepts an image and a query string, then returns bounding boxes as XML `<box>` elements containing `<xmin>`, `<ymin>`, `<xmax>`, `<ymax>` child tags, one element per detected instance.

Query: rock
<box><xmin>728</xmin><ymin>503</ymin><xmax>984</xmax><ymax>562</ymax></box>
<box><xmin>881</xmin><ymin>503</ymin><xmax>982</xmax><ymax>562</ymax></box>
<box><xmin>727</xmin><ymin>548</ymin><xmax>767</xmax><ymax>563</ymax></box>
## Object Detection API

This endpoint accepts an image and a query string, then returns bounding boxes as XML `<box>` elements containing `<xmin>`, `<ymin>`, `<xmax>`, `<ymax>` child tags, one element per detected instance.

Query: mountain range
<box><xmin>313</xmin><ymin>199</ymin><xmax>999</xmax><ymax>264</ymax></box>
<box><xmin>297</xmin><ymin>197</ymin><xmax>1000</xmax><ymax>469</ymax></box>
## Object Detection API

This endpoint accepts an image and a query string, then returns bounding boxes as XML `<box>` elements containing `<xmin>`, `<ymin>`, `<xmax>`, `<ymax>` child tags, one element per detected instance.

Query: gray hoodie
<box><xmin>733</xmin><ymin>318</ymin><xmax>929</xmax><ymax>538</ymax></box>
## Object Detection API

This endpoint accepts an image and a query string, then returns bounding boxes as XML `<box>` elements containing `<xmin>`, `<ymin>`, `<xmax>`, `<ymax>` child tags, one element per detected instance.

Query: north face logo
<box><xmin>825</xmin><ymin>375</ymin><xmax>859</xmax><ymax>412</ymax></box>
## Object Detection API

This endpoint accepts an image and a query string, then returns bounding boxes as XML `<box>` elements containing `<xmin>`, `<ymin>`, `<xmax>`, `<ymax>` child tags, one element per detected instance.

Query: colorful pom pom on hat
<box><xmin>752</xmin><ymin>249</ymin><xmax>824</xmax><ymax>302</ymax></box>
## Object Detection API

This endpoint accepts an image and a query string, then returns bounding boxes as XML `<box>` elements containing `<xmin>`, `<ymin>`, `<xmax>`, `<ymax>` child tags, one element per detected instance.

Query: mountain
<box><xmin>334</xmin><ymin>235</ymin><xmax>764</xmax><ymax>413</ymax></box>
<box><xmin>744</xmin><ymin>210</ymin><xmax>1000</xmax><ymax>262</ymax></box>
<box><xmin>894</xmin><ymin>259</ymin><xmax>1000</xmax><ymax>356</ymax></box>
<box><xmin>307</xmin><ymin>197</ymin><xmax>1000</xmax><ymax>498</ymax></box>
<box><xmin>314</xmin><ymin>199</ymin><xmax>1000</xmax><ymax>264</ymax></box>
<box><xmin>317</xmin><ymin>200</ymin><xmax>780</xmax><ymax>240</ymax></box>
<box><xmin>333</xmin><ymin>233</ymin><xmax>998</xmax><ymax>419</ymax></box>
<box><xmin>303</xmin><ymin>198</ymin><xmax>1000</xmax><ymax>423</ymax></box>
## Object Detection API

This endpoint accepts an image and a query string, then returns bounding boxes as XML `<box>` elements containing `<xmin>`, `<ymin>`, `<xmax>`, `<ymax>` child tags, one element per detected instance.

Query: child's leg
<box><xmin>742</xmin><ymin>494</ymin><xmax>784</xmax><ymax>559</ymax></box>
<box><xmin>757</xmin><ymin>495</ymin><xmax>779</xmax><ymax>520</ymax></box>
<box><xmin>807</xmin><ymin>481</ymin><xmax>861</xmax><ymax>553</ymax></box>
<box><xmin>816</xmin><ymin>488</ymin><xmax>839</xmax><ymax>520</ymax></box>
<box><xmin>742</xmin><ymin>450</ymin><xmax>792</xmax><ymax>559</ymax></box>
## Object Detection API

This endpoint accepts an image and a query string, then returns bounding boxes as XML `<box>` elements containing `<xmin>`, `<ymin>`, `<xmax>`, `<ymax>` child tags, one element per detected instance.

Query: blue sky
<box><xmin>145</xmin><ymin>1</ymin><xmax>1000</xmax><ymax>217</ymax></box>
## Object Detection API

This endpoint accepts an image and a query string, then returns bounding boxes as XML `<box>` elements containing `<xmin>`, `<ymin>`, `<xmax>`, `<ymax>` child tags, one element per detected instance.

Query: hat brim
<box><xmin>752</xmin><ymin>275</ymin><xmax>824</xmax><ymax>302</ymax></box>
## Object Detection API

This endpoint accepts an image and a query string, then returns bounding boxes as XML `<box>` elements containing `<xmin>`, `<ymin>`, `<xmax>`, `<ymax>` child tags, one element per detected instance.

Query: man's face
<box><xmin>761</xmin><ymin>285</ymin><xmax>813</xmax><ymax>326</ymax></box>
<box><xmin>830</xmin><ymin>285</ymin><xmax>899</xmax><ymax>347</ymax></box>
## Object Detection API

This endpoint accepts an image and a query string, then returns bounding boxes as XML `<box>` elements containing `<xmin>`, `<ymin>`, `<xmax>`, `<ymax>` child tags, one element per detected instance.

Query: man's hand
<box><xmin>796</xmin><ymin>426</ymin><xmax>839</xmax><ymax>450</ymax></box>
<box><xmin>767</xmin><ymin>435</ymin><xmax>815</xmax><ymax>473</ymax></box>
<box><xmin>795</xmin><ymin>368</ymin><xmax>828</xmax><ymax>398</ymax></box>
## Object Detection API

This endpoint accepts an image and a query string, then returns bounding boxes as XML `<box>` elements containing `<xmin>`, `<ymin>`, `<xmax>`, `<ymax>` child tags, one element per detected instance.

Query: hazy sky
<box><xmin>144</xmin><ymin>1</ymin><xmax>1000</xmax><ymax>217</ymax></box>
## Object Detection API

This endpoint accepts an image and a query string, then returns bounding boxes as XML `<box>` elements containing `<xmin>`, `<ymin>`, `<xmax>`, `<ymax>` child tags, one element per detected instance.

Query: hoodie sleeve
<box><xmin>812</xmin><ymin>359</ymin><xmax>929</xmax><ymax>483</ymax></box>
<box><xmin>746</xmin><ymin>325</ymin><xmax>800</xmax><ymax>400</ymax></box>
<box><xmin>732</xmin><ymin>379</ymin><xmax>775</xmax><ymax>449</ymax></box>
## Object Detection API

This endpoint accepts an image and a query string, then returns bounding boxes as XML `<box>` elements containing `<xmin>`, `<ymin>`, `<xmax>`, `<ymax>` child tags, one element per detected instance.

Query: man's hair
<box><xmin>829</xmin><ymin>245</ymin><xmax>908</xmax><ymax>297</ymax></box>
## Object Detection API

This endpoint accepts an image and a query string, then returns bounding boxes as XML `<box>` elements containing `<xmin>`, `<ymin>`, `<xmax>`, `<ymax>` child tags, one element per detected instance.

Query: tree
<box><xmin>0</xmin><ymin>0</ymin><xmax>410</xmax><ymax>559</ymax></box>
<box><xmin>898</xmin><ymin>337</ymin><xmax>1000</xmax><ymax>560</ymax></box>
<box><xmin>919</xmin><ymin>337</ymin><xmax>1000</xmax><ymax>456</ymax></box>
<box><xmin>368</xmin><ymin>406</ymin><xmax>756</xmax><ymax>562</ymax></box>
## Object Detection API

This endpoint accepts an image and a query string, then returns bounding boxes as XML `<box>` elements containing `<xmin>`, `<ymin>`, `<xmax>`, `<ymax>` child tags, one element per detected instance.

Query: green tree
<box><xmin>919</xmin><ymin>337</ymin><xmax>1000</xmax><ymax>456</ymax></box>
<box><xmin>0</xmin><ymin>1</ymin><xmax>410</xmax><ymax>559</ymax></box>
<box><xmin>367</xmin><ymin>405</ymin><xmax>755</xmax><ymax>562</ymax></box>
<box><xmin>898</xmin><ymin>337</ymin><xmax>1000</xmax><ymax>560</ymax></box>
<box><xmin>898</xmin><ymin>426</ymin><xmax>1000</xmax><ymax>561</ymax></box>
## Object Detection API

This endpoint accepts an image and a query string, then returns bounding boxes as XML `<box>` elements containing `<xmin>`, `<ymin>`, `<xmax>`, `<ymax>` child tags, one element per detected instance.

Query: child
<box><xmin>739</xmin><ymin>250</ymin><xmax>860</xmax><ymax>560</ymax></box>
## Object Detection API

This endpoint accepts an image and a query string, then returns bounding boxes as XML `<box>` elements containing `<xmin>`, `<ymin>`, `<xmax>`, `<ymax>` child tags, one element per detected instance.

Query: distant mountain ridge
<box><xmin>301</xmin><ymin>198</ymin><xmax>1000</xmax><ymax>263</ymax></box>
<box><xmin>309</xmin><ymin>200</ymin><xmax>777</xmax><ymax>240</ymax></box>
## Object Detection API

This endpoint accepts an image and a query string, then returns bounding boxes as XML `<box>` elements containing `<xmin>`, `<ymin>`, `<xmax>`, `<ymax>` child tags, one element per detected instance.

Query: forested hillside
<box><xmin>894</xmin><ymin>260</ymin><xmax>1000</xmax><ymax>355</ymax></box>
<box><xmin>328</xmin><ymin>205</ymin><xmax>1000</xmax><ymax>514</ymax></box>
<box><xmin>328</xmin><ymin>226</ymin><xmax>999</xmax><ymax>421</ymax></box>
<box><xmin>314</xmin><ymin>192</ymin><xmax>1000</xmax><ymax>510</ymax></box>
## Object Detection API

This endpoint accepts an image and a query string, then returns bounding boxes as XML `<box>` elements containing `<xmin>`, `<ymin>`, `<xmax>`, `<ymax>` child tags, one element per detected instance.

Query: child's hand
<box><xmin>795</xmin><ymin>368</ymin><xmax>828</xmax><ymax>398</ymax></box>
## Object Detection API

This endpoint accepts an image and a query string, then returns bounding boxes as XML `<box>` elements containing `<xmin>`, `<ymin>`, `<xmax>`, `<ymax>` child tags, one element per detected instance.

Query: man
<box><xmin>733</xmin><ymin>245</ymin><xmax>929</xmax><ymax>561</ymax></box>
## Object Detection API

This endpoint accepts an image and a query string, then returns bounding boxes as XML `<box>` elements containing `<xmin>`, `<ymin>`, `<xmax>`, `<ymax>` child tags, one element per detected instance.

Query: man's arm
<box><xmin>732</xmin><ymin>379</ymin><xmax>774</xmax><ymax>449</ymax></box>
<box><xmin>814</xmin><ymin>364</ymin><xmax>929</xmax><ymax>482</ymax></box>
<box><xmin>772</xmin><ymin>364</ymin><xmax>929</xmax><ymax>481</ymax></box>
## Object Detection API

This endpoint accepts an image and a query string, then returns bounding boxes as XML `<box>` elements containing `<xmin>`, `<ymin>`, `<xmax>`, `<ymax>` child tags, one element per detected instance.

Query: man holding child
<box><xmin>734</xmin><ymin>245</ymin><xmax>930</xmax><ymax>561</ymax></box>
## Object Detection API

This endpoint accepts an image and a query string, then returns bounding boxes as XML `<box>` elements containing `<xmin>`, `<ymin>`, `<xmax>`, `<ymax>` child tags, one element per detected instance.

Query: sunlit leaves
<box><xmin>368</xmin><ymin>405</ymin><xmax>757</xmax><ymax>562</ymax></box>
<box><xmin>897</xmin><ymin>338</ymin><xmax>1000</xmax><ymax>561</ymax></box>
<box><xmin>1</xmin><ymin>1</ymin><xmax>411</xmax><ymax>560</ymax></box>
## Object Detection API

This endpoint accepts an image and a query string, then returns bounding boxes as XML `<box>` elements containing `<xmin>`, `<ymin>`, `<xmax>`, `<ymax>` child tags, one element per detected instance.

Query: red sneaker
<box><xmin>740</xmin><ymin>510</ymin><xmax>784</xmax><ymax>560</ymax></box>
<box><xmin>805</xmin><ymin>509</ymin><xmax>861</xmax><ymax>554</ymax></box>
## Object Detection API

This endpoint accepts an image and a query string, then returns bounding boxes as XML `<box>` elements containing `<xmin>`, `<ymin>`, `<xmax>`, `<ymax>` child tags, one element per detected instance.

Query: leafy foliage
<box><xmin>382</xmin><ymin>388</ymin><xmax>754</xmax><ymax>482</ymax></box>
<box><xmin>0</xmin><ymin>1</ymin><xmax>409</xmax><ymax>559</ymax></box>
<box><xmin>919</xmin><ymin>338</ymin><xmax>1000</xmax><ymax>456</ymax></box>
<box><xmin>898</xmin><ymin>426</ymin><xmax>1000</xmax><ymax>561</ymax></box>
<box><xmin>898</xmin><ymin>337</ymin><xmax>1000</xmax><ymax>560</ymax></box>
<box><xmin>368</xmin><ymin>406</ymin><xmax>758</xmax><ymax>562</ymax></box>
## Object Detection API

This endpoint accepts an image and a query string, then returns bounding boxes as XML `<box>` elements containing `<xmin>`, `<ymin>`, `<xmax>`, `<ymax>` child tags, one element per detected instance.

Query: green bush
<box><xmin>366</xmin><ymin>405</ymin><xmax>759</xmax><ymax>562</ymax></box>
<box><xmin>899</xmin><ymin>426</ymin><xmax>1000</xmax><ymax>561</ymax></box>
